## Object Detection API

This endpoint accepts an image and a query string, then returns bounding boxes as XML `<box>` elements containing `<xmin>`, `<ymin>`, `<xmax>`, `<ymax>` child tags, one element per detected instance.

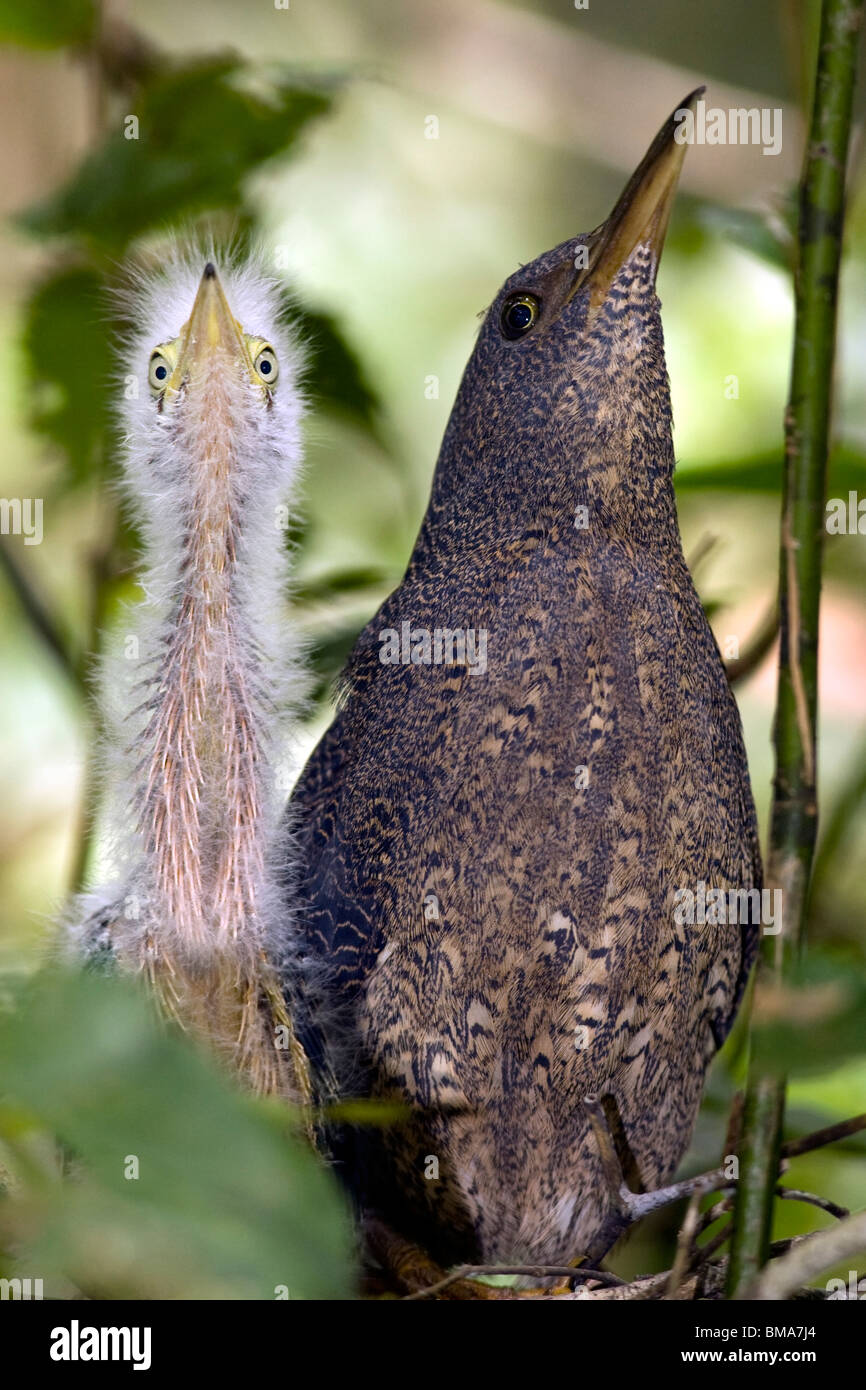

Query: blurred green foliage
<box><xmin>0</xmin><ymin>0</ymin><xmax>96</xmax><ymax>50</ymax></box>
<box><xmin>20</xmin><ymin>60</ymin><xmax>333</xmax><ymax>253</ymax></box>
<box><xmin>22</xmin><ymin>267</ymin><xmax>108</xmax><ymax>489</ymax></box>
<box><xmin>0</xmin><ymin>970</ymin><xmax>353</xmax><ymax>1298</ymax></box>
<box><xmin>676</xmin><ymin>444</ymin><xmax>866</xmax><ymax>496</ymax></box>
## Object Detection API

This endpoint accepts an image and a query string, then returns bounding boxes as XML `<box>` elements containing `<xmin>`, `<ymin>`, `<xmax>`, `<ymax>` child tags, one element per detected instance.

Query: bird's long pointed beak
<box><xmin>167</xmin><ymin>263</ymin><xmax>252</xmax><ymax>394</ymax></box>
<box><xmin>570</xmin><ymin>87</ymin><xmax>704</xmax><ymax>319</ymax></box>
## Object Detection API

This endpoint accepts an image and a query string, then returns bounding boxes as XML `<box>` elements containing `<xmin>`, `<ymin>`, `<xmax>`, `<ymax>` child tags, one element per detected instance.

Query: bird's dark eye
<box><xmin>501</xmin><ymin>293</ymin><xmax>541</xmax><ymax>340</ymax></box>
<box><xmin>148</xmin><ymin>352</ymin><xmax>172</xmax><ymax>394</ymax></box>
<box><xmin>253</xmin><ymin>347</ymin><xmax>279</xmax><ymax>385</ymax></box>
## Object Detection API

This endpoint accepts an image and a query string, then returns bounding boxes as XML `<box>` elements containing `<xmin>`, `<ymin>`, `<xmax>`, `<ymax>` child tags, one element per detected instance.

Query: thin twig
<box><xmin>686</xmin><ymin>531</ymin><xmax>719</xmax><ymax>576</ymax></box>
<box><xmin>524</xmin><ymin>1238</ymin><xmax>818</xmax><ymax>1302</ymax></box>
<box><xmin>698</xmin><ymin>1194</ymin><xmax>735</xmax><ymax>1236</ymax></box>
<box><xmin>0</xmin><ymin>537</ymin><xmax>86</xmax><ymax>698</ymax></box>
<box><xmin>776</xmin><ymin>1186</ymin><xmax>849</xmax><ymax>1220</ymax></box>
<box><xmin>782</xmin><ymin>1111</ymin><xmax>866</xmax><ymax>1159</ymax></box>
<box><xmin>402</xmin><ymin>1263</ymin><xmax>623</xmax><ymax>1301</ymax></box>
<box><xmin>724</xmin><ymin>596</ymin><xmax>779</xmax><ymax>687</ymax></box>
<box><xmin>748</xmin><ymin>1208</ymin><xmax>866</xmax><ymax>1300</ymax></box>
<box><xmin>667</xmin><ymin>1188</ymin><xmax>706</xmax><ymax>1298</ymax></box>
<box><xmin>698</xmin><ymin>1221</ymin><xmax>734</xmax><ymax>1266</ymax></box>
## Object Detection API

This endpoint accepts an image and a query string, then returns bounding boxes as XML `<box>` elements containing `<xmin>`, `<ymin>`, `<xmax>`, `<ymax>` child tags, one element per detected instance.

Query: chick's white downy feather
<box><xmin>65</xmin><ymin>252</ymin><xmax>311</xmax><ymax>1102</ymax></box>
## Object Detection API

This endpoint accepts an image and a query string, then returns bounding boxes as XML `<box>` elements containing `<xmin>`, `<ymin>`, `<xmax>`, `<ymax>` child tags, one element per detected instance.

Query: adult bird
<box><xmin>289</xmin><ymin>92</ymin><xmax>761</xmax><ymax>1274</ymax></box>
<box><xmin>67</xmin><ymin>255</ymin><xmax>311</xmax><ymax>1104</ymax></box>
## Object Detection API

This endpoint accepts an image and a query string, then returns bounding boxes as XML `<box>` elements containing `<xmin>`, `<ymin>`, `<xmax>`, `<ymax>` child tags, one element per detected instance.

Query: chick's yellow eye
<box><xmin>253</xmin><ymin>346</ymin><xmax>278</xmax><ymax>384</ymax></box>
<box><xmin>148</xmin><ymin>352</ymin><xmax>172</xmax><ymax>393</ymax></box>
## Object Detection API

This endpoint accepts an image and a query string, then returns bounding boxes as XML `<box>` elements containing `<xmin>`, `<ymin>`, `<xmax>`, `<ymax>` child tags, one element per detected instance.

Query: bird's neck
<box><xmin>142</xmin><ymin>401</ymin><xmax>273</xmax><ymax>963</ymax></box>
<box><xmin>412</xmin><ymin>274</ymin><xmax>680</xmax><ymax>563</ymax></box>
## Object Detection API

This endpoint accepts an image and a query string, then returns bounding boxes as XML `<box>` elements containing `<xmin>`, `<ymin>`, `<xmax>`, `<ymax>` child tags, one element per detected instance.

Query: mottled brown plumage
<box><xmin>289</xmin><ymin>94</ymin><xmax>760</xmax><ymax>1268</ymax></box>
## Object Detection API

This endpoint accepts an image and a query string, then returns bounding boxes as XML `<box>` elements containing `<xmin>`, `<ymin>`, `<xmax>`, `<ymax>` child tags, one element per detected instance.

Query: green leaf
<box><xmin>22</xmin><ymin>266</ymin><xmax>110</xmax><ymax>488</ymax></box>
<box><xmin>292</xmin><ymin>307</ymin><xmax>381</xmax><ymax>434</ymax></box>
<box><xmin>0</xmin><ymin>970</ymin><xmax>354</xmax><ymax>1299</ymax></box>
<box><xmin>0</xmin><ymin>0</ymin><xmax>95</xmax><ymax>48</ymax></box>
<box><xmin>295</xmin><ymin>566</ymin><xmax>393</xmax><ymax>604</ymax></box>
<box><xmin>19</xmin><ymin>59</ymin><xmax>334</xmax><ymax>252</ymax></box>
<box><xmin>695</xmin><ymin>198</ymin><xmax>795</xmax><ymax>272</ymax></box>
<box><xmin>675</xmin><ymin>445</ymin><xmax>866</xmax><ymax>495</ymax></box>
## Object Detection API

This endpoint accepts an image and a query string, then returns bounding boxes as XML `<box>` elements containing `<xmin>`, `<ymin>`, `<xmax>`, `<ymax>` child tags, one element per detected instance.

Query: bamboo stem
<box><xmin>727</xmin><ymin>0</ymin><xmax>864</xmax><ymax>1296</ymax></box>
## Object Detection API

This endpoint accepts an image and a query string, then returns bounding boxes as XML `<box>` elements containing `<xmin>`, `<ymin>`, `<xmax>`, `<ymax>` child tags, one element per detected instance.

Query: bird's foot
<box><xmin>364</xmin><ymin>1217</ymin><xmax>601</xmax><ymax>1298</ymax></box>
<box><xmin>582</xmin><ymin>1094</ymin><xmax>738</xmax><ymax>1263</ymax></box>
<box><xmin>363</xmin><ymin>1216</ymin><xmax>513</xmax><ymax>1299</ymax></box>
<box><xmin>508</xmin><ymin>1261</ymin><xmax>590</xmax><ymax>1298</ymax></box>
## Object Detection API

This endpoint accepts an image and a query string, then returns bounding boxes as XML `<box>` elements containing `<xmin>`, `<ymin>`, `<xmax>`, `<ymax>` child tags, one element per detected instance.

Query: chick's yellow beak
<box><xmin>164</xmin><ymin>263</ymin><xmax>256</xmax><ymax>396</ymax></box>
